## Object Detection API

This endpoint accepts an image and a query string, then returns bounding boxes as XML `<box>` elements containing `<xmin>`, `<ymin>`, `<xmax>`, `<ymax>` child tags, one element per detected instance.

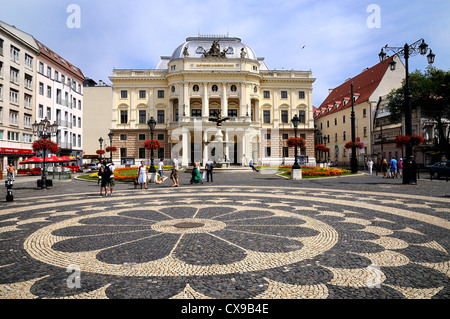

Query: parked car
<box><xmin>87</xmin><ymin>163</ymin><xmax>98</xmax><ymax>171</ymax></box>
<box><xmin>429</xmin><ymin>160</ymin><xmax>450</xmax><ymax>179</ymax></box>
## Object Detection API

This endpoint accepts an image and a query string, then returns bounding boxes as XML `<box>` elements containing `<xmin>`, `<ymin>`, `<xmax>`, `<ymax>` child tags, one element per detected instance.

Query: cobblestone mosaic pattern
<box><xmin>0</xmin><ymin>185</ymin><xmax>449</xmax><ymax>299</ymax></box>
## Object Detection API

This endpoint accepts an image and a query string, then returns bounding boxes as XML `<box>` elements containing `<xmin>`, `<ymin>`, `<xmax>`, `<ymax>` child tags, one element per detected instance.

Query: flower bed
<box><xmin>285</xmin><ymin>166</ymin><xmax>350</xmax><ymax>177</ymax></box>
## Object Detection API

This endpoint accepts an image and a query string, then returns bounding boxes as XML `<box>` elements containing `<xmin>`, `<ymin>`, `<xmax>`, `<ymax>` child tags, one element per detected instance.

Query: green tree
<box><xmin>386</xmin><ymin>66</ymin><xmax>450</xmax><ymax>158</ymax></box>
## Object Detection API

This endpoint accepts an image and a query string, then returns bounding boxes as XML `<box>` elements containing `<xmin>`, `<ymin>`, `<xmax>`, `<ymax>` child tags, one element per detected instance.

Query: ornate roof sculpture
<box><xmin>170</xmin><ymin>35</ymin><xmax>258</xmax><ymax>61</ymax></box>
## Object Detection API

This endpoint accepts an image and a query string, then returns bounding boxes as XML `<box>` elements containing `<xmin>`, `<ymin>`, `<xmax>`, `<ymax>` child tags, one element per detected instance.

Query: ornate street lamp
<box><xmin>108</xmin><ymin>131</ymin><xmax>114</xmax><ymax>162</ymax></box>
<box><xmin>98</xmin><ymin>137</ymin><xmax>104</xmax><ymax>162</ymax></box>
<box><xmin>350</xmin><ymin>82</ymin><xmax>358</xmax><ymax>174</ymax></box>
<box><xmin>379</xmin><ymin>38</ymin><xmax>435</xmax><ymax>184</ymax></box>
<box><xmin>291</xmin><ymin>115</ymin><xmax>300</xmax><ymax>170</ymax></box>
<box><xmin>31</xmin><ymin>117</ymin><xmax>59</xmax><ymax>188</ymax></box>
<box><xmin>147</xmin><ymin>117</ymin><xmax>157</xmax><ymax>173</ymax></box>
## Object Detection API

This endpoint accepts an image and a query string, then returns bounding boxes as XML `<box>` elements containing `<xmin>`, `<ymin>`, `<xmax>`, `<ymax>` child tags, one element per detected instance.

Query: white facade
<box><xmin>0</xmin><ymin>21</ymin><xmax>39</xmax><ymax>173</ymax></box>
<box><xmin>35</xmin><ymin>40</ymin><xmax>84</xmax><ymax>165</ymax></box>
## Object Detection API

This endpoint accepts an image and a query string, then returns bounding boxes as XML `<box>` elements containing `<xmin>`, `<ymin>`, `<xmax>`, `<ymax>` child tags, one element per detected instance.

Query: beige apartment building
<box><xmin>109</xmin><ymin>35</ymin><xmax>316</xmax><ymax>167</ymax></box>
<box><xmin>313</xmin><ymin>55</ymin><xmax>404</xmax><ymax>167</ymax></box>
<box><xmin>0</xmin><ymin>21</ymin><xmax>39</xmax><ymax>173</ymax></box>
<box><xmin>82</xmin><ymin>78</ymin><xmax>113</xmax><ymax>162</ymax></box>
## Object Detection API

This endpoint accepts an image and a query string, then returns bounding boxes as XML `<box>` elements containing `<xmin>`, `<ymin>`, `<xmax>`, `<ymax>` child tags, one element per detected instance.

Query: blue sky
<box><xmin>1</xmin><ymin>0</ymin><xmax>448</xmax><ymax>106</ymax></box>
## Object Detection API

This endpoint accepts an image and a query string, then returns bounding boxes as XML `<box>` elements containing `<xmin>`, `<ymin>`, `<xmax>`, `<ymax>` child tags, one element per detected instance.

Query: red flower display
<box><xmin>315</xmin><ymin>144</ymin><xmax>329</xmax><ymax>153</ymax></box>
<box><xmin>32</xmin><ymin>139</ymin><xmax>59</xmax><ymax>154</ymax></box>
<box><xmin>144</xmin><ymin>140</ymin><xmax>161</xmax><ymax>150</ymax></box>
<box><xmin>96</xmin><ymin>149</ymin><xmax>106</xmax><ymax>155</ymax></box>
<box><xmin>394</xmin><ymin>134</ymin><xmax>424</xmax><ymax>148</ymax></box>
<box><xmin>286</xmin><ymin>136</ymin><xmax>306</xmax><ymax>148</ymax></box>
<box><xmin>344</xmin><ymin>141</ymin><xmax>364</xmax><ymax>149</ymax></box>
<box><xmin>106</xmin><ymin>146</ymin><xmax>117</xmax><ymax>152</ymax></box>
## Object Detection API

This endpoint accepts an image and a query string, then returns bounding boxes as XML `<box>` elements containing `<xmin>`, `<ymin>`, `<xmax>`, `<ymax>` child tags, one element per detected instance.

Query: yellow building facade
<box><xmin>109</xmin><ymin>36</ymin><xmax>316</xmax><ymax>167</ymax></box>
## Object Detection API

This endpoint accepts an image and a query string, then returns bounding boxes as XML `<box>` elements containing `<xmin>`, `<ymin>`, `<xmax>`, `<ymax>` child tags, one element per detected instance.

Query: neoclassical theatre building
<box><xmin>109</xmin><ymin>35</ymin><xmax>316</xmax><ymax>167</ymax></box>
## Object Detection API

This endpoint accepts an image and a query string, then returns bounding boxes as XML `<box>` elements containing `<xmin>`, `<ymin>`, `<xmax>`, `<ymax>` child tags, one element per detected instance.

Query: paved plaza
<box><xmin>0</xmin><ymin>169</ymin><xmax>449</xmax><ymax>303</ymax></box>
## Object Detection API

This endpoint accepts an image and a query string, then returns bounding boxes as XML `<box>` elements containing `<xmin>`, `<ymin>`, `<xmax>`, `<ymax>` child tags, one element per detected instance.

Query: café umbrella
<box><xmin>19</xmin><ymin>156</ymin><xmax>43</xmax><ymax>164</ymax></box>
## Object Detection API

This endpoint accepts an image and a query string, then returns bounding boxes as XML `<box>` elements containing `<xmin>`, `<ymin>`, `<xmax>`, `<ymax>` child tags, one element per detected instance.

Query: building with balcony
<box><xmin>0</xmin><ymin>20</ymin><xmax>39</xmax><ymax>173</ymax></box>
<box><xmin>109</xmin><ymin>35</ymin><xmax>316</xmax><ymax>167</ymax></box>
<box><xmin>35</xmin><ymin>40</ymin><xmax>85</xmax><ymax>166</ymax></box>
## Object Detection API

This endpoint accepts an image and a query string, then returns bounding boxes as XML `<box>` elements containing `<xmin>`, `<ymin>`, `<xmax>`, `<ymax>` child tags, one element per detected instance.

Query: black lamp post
<box><xmin>147</xmin><ymin>117</ymin><xmax>157</xmax><ymax>173</ymax></box>
<box><xmin>379</xmin><ymin>39</ymin><xmax>435</xmax><ymax>184</ymax></box>
<box><xmin>291</xmin><ymin>115</ymin><xmax>300</xmax><ymax>169</ymax></box>
<box><xmin>31</xmin><ymin>117</ymin><xmax>59</xmax><ymax>188</ymax></box>
<box><xmin>108</xmin><ymin>131</ymin><xmax>114</xmax><ymax>162</ymax></box>
<box><xmin>350</xmin><ymin>82</ymin><xmax>358</xmax><ymax>174</ymax></box>
<box><xmin>98</xmin><ymin>137</ymin><xmax>104</xmax><ymax>162</ymax></box>
<box><xmin>323</xmin><ymin>135</ymin><xmax>329</xmax><ymax>163</ymax></box>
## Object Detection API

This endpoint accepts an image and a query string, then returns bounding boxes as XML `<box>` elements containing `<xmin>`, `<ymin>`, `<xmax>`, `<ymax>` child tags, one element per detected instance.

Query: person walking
<box><xmin>7</xmin><ymin>163</ymin><xmax>15</xmax><ymax>181</ymax></box>
<box><xmin>106</xmin><ymin>161</ymin><xmax>115</xmax><ymax>196</ymax></box>
<box><xmin>390</xmin><ymin>158</ymin><xmax>398</xmax><ymax>178</ymax></box>
<box><xmin>137</xmin><ymin>161</ymin><xmax>148</xmax><ymax>189</ymax></box>
<box><xmin>249</xmin><ymin>158</ymin><xmax>259</xmax><ymax>172</ymax></box>
<box><xmin>157</xmin><ymin>158</ymin><xmax>165</xmax><ymax>184</ymax></box>
<box><xmin>381</xmin><ymin>158</ymin><xmax>388</xmax><ymax>178</ymax></box>
<box><xmin>367</xmin><ymin>158</ymin><xmax>374</xmax><ymax>175</ymax></box>
<box><xmin>97</xmin><ymin>162</ymin><xmax>102</xmax><ymax>185</ymax></box>
<box><xmin>171</xmin><ymin>158</ymin><xmax>179</xmax><ymax>187</ymax></box>
<box><xmin>205</xmin><ymin>158</ymin><xmax>214</xmax><ymax>182</ymax></box>
<box><xmin>99</xmin><ymin>161</ymin><xmax>106</xmax><ymax>195</ymax></box>
<box><xmin>190</xmin><ymin>162</ymin><xmax>203</xmax><ymax>184</ymax></box>
<box><xmin>398</xmin><ymin>158</ymin><xmax>403</xmax><ymax>177</ymax></box>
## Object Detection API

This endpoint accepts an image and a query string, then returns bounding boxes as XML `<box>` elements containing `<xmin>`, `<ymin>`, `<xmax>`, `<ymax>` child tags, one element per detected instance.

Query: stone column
<box><xmin>203</xmin><ymin>82</ymin><xmax>208</xmax><ymax>119</ymax></box>
<box><xmin>221</xmin><ymin>83</ymin><xmax>227</xmax><ymax>117</ymax></box>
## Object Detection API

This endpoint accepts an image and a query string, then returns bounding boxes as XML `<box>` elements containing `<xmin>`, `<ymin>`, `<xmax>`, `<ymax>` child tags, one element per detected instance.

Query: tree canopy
<box><xmin>386</xmin><ymin>66</ymin><xmax>450</xmax><ymax>156</ymax></box>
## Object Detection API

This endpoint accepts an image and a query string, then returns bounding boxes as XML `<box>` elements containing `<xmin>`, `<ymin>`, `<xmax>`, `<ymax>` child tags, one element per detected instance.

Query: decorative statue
<box><xmin>208</xmin><ymin>110</ymin><xmax>230</xmax><ymax>126</ymax></box>
<box><xmin>183</xmin><ymin>45</ymin><xmax>189</xmax><ymax>57</ymax></box>
<box><xmin>240</xmin><ymin>48</ymin><xmax>246</xmax><ymax>58</ymax></box>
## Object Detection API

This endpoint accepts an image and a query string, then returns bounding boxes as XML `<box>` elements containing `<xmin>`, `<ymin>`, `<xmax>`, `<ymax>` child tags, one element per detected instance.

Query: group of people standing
<box><xmin>98</xmin><ymin>161</ymin><xmax>115</xmax><ymax>196</ymax></box>
<box><xmin>381</xmin><ymin>157</ymin><xmax>403</xmax><ymax>178</ymax></box>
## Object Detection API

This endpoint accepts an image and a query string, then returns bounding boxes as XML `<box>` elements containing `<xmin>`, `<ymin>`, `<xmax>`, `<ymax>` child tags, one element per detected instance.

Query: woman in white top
<box><xmin>157</xmin><ymin>158</ymin><xmax>164</xmax><ymax>183</ymax></box>
<box><xmin>137</xmin><ymin>161</ymin><xmax>148</xmax><ymax>189</ymax></box>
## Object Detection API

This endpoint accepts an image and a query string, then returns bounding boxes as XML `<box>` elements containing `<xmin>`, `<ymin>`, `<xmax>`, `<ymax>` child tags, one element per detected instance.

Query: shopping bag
<box><xmin>202</xmin><ymin>171</ymin><xmax>207</xmax><ymax>180</ymax></box>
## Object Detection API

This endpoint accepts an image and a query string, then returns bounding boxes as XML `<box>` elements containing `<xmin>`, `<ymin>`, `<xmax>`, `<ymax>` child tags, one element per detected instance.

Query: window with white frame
<box><xmin>38</xmin><ymin>61</ymin><xmax>44</xmax><ymax>74</ymax></box>
<box><xmin>8</xmin><ymin>131</ymin><xmax>20</xmax><ymax>142</ymax></box>
<box><xmin>54</xmin><ymin>70</ymin><xmax>59</xmax><ymax>81</ymax></box>
<box><xmin>47</xmin><ymin>66</ymin><xmax>51</xmax><ymax>78</ymax></box>
<box><xmin>22</xmin><ymin>133</ymin><xmax>33</xmax><ymax>143</ymax></box>
<box><xmin>38</xmin><ymin>105</ymin><xmax>44</xmax><ymax>118</ymax></box>
<box><xmin>120</xmin><ymin>90</ymin><xmax>128</xmax><ymax>99</ymax></box>
<box><xmin>47</xmin><ymin>85</ymin><xmax>52</xmax><ymax>98</ymax></box>
<box><xmin>39</xmin><ymin>82</ymin><xmax>44</xmax><ymax>95</ymax></box>
<box><xmin>10</xmin><ymin>46</ymin><xmax>20</xmax><ymax>64</ymax></box>
<box><xmin>78</xmin><ymin>117</ymin><xmax>81</xmax><ymax>128</ymax></box>
<box><xmin>9</xmin><ymin>90</ymin><xmax>18</xmax><ymax>105</ymax></box>
<box><xmin>9</xmin><ymin>112</ymin><xmax>18</xmax><ymax>125</ymax></box>
<box><xmin>25</xmin><ymin>54</ymin><xmax>33</xmax><ymax>70</ymax></box>
<box><xmin>78</xmin><ymin>135</ymin><xmax>81</xmax><ymax>147</ymax></box>
<box><xmin>0</xmin><ymin>85</ymin><xmax>3</xmax><ymax>101</ymax></box>
<box><xmin>24</xmin><ymin>115</ymin><xmax>32</xmax><ymax>128</ymax></box>
<box><xmin>24</xmin><ymin>74</ymin><xmax>32</xmax><ymax>89</ymax></box>
<box><xmin>139</xmin><ymin>110</ymin><xmax>147</xmax><ymax>123</ymax></box>
<box><xmin>24</xmin><ymin>94</ymin><xmax>32</xmax><ymax>109</ymax></box>
<box><xmin>10</xmin><ymin>67</ymin><xmax>19</xmax><ymax>84</ymax></box>
<box><xmin>46</xmin><ymin>107</ymin><xmax>51</xmax><ymax>120</ymax></box>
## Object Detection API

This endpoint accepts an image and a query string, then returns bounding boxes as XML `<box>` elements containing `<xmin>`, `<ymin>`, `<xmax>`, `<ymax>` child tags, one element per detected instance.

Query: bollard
<box><xmin>5</xmin><ymin>179</ymin><xmax>14</xmax><ymax>202</ymax></box>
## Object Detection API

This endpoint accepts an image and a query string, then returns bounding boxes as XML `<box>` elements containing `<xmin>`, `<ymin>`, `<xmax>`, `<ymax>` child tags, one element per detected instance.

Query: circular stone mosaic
<box><xmin>0</xmin><ymin>185</ymin><xmax>449</xmax><ymax>299</ymax></box>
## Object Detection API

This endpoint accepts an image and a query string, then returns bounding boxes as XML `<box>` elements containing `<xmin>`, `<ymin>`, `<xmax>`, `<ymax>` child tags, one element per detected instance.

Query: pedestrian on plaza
<box><xmin>367</xmin><ymin>158</ymin><xmax>374</xmax><ymax>175</ymax></box>
<box><xmin>381</xmin><ymin>158</ymin><xmax>388</xmax><ymax>178</ymax></box>
<box><xmin>398</xmin><ymin>158</ymin><xmax>403</xmax><ymax>177</ymax></box>
<box><xmin>7</xmin><ymin>163</ymin><xmax>15</xmax><ymax>181</ymax></box>
<box><xmin>205</xmin><ymin>158</ymin><xmax>214</xmax><ymax>182</ymax></box>
<box><xmin>390</xmin><ymin>157</ymin><xmax>398</xmax><ymax>178</ymax></box>
<box><xmin>190</xmin><ymin>162</ymin><xmax>203</xmax><ymax>184</ymax></box>
<box><xmin>171</xmin><ymin>158</ymin><xmax>179</xmax><ymax>187</ymax></box>
<box><xmin>249</xmin><ymin>158</ymin><xmax>259</xmax><ymax>172</ymax></box>
<box><xmin>97</xmin><ymin>162</ymin><xmax>102</xmax><ymax>184</ymax></box>
<box><xmin>137</xmin><ymin>161</ymin><xmax>148</xmax><ymax>189</ymax></box>
<box><xmin>157</xmin><ymin>158</ymin><xmax>165</xmax><ymax>184</ymax></box>
<box><xmin>106</xmin><ymin>161</ymin><xmax>115</xmax><ymax>196</ymax></box>
<box><xmin>99</xmin><ymin>161</ymin><xmax>107</xmax><ymax>195</ymax></box>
